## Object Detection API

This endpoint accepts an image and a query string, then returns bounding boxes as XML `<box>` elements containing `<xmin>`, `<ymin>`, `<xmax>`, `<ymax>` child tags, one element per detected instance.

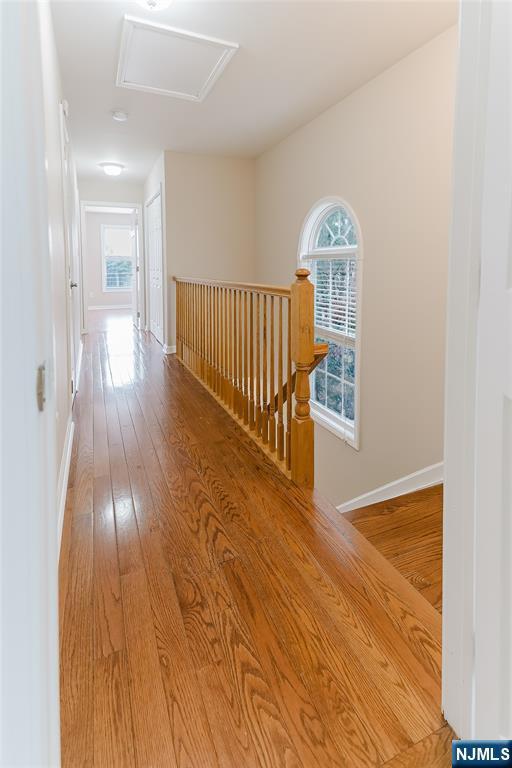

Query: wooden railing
<box><xmin>174</xmin><ymin>270</ymin><xmax>326</xmax><ymax>488</ymax></box>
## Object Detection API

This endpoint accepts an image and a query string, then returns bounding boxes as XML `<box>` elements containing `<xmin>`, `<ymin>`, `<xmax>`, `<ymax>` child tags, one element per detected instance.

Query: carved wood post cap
<box><xmin>295</xmin><ymin>268</ymin><xmax>311</xmax><ymax>280</ymax></box>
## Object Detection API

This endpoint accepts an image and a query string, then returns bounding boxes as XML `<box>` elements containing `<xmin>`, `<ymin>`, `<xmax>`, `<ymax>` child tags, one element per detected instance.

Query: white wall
<box><xmin>164</xmin><ymin>151</ymin><xmax>256</xmax><ymax>346</ymax></box>
<box><xmin>1</xmin><ymin>1</ymin><xmax>61</xmax><ymax>762</ymax></box>
<box><xmin>79</xmin><ymin>177</ymin><xmax>144</xmax><ymax>204</ymax></box>
<box><xmin>83</xmin><ymin>211</ymin><xmax>134</xmax><ymax>309</ymax></box>
<box><xmin>255</xmin><ymin>27</ymin><xmax>457</xmax><ymax>505</ymax></box>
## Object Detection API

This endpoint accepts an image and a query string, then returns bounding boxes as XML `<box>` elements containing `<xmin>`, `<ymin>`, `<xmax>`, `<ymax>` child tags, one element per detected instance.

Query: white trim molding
<box><xmin>163</xmin><ymin>344</ymin><xmax>176</xmax><ymax>354</ymax></box>
<box><xmin>75</xmin><ymin>338</ymin><xmax>83</xmax><ymax>395</ymax></box>
<box><xmin>116</xmin><ymin>16</ymin><xmax>238</xmax><ymax>102</ymax></box>
<box><xmin>337</xmin><ymin>462</ymin><xmax>443</xmax><ymax>514</ymax></box>
<box><xmin>88</xmin><ymin>304</ymin><xmax>132</xmax><ymax>310</ymax></box>
<box><xmin>57</xmin><ymin>417</ymin><xmax>75</xmax><ymax>552</ymax></box>
<box><xmin>297</xmin><ymin>196</ymin><xmax>363</xmax><ymax>452</ymax></box>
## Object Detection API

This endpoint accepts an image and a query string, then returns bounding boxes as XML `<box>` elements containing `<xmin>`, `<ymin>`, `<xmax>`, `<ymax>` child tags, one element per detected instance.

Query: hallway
<box><xmin>59</xmin><ymin>310</ymin><xmax>451</xmax><ymax>767</ymax></box>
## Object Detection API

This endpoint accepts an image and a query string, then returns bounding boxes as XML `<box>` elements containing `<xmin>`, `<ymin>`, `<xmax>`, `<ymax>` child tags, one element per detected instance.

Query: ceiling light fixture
<box><xmin>135</xmin><ymin>0</ymin><xmax>172</xmax><ymax>10</ymax></box>
<box><xmin>99</xmin><ymin>162</ymin><xmax>125</xmax><ymax>177</ymax></box>
<box><xmin>112</xmin><ymin>110</ymin><xmax>128</xmax><ymax>122</ymax></box>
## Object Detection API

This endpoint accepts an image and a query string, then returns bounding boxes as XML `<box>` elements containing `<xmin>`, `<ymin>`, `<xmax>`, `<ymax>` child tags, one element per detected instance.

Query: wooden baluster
<box><xmin>210</xmin><ymin>284</ymin><xmax>213</xmax><ymax>388</ymax></box>
<box><xmin>218</xmin><ymin>286</ymin><xmax>222</xmax><ymax>396</ymax></box>
<box><xmin>191</xmin><ymin>283</ymin><xmax>195</xmax><ymax>369</ymax></box>
<box><xmin>243</xmin><ymin>291</ymin><xmax>249</xmax><ymax>424</ymax></box>
<box><xmin>262</xmin><ymin>294</ymin><xmax>268</xmax><ymax>443</ymax></box>
<box><xmin>211</xmin><ymin>285</ymin><xmax>214</xmax><ymax>385</ymax></box>
<box><xmin>277</xmin><ymin>297</ymin><xmax>284</xmax><ymax>460</ymax></box>
<box><xmin>286</xmin><ymin>296</ymin><xmax>292</xmax><ymax>470</ymax></box>
<box><xmin>233</xmin><ymin>289</ymin><xmax>238</xmax><ymax>411</ymax></box>
<box><xmin>269</xmin><ymin>295</ymin><xmax>276</xmax><ymax>452</ymax></box>
<box><xmin>197</xmin><ymin>283</ymin><xmax>200</xmax><ymax>374</ymax></box>
<box><xmin>212</xmin><ymin>285</ymin><xmax>216</xmax><ymax>391</ymax></box>
<box><xmin>290</xmin><ymin>269</ymin><xmax>314</xmax><ymax>488</ymax></box>
<box><xmin>238</xmin><ymin>287</ymin><xmax>243</xmax><ymax>418</ymax></box>
<box><xmin>249</xmin><ymin>292</ymin><xmax>255</xmax><ymax>429</ymax></box>
<box><xmin>200</xmin><ymin>283</ymin><xmax>203</xmax><ymax>378</ymax></box>
<box><xmin>176</xmin><ymin>282</ymin><xmax>180</xmax><ymax>358</ymax></box>
<box><xmin>216</xmin><ymin>286</ymin><xmax>220</xmax><ymax>394</ymax></box>
<box><xmin>202</xmin><ymin>283</ymin><xmax>206</xmax><ymax>379</ymax></box>
<box><xmin>256</xmin><ymin>293</ymin><xmax>261</xmax><ymax>436</ymax></box>
<box><xmin>194</xmin><ymin>283</ymin><xmax>197</xmax><ymax>372</ymax></box>
<box><xmin>222</xmin><ymin>288</ymin><xmax>228</xmax><ymax>402</ymax></box>
<box><xmin>186</xmin><ymin>282</ymin><xmax>189</xmax><ymax>366</ymax></box>
<box><xmin>219</xmin><ymin>286</ymin><xmax>223</xmax><ymax>395</ymax></box>
<box><xmin>179</xmin><ymin>282</ymin><xmax>182</xmax><ymax>358</ymax></box>
<box><xmin>217</xmin><ymin>286</ymin><xmax>222</xmax><ymax>397</ymax></box>
<box><xmin>187</xmin><ymin>282</ymin><xmax>189</xmax><ymax>364</ymax></box>
<box><xmin>226</xmin><ymin>288</ymin><xmax>231</xmax><ymax>406</ymax></box>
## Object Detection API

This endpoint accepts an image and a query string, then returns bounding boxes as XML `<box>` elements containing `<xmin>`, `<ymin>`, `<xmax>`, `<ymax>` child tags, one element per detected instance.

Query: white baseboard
<box><xmin>88</xmin><ymin>304</ymin><xmax>131</xmax><ymax>311</ymax></box>
<box><xmin>337</xmin><ymin>461</ymin><xmax>444</xmax><ymax>514</ymax></box>
<box><xmin>163</xmin><ymin>344</ymin><xmax>176</xmax><ymax>354</ymax></box>
<box><xmin>75</xmin><ymin>339</ymin><xmax>83</xmax><ymax>394</ymax></box>
<box><xmin>57</xmin><ymin>417</ymin><xmax>75</xmax><ymax>553</ymax></box>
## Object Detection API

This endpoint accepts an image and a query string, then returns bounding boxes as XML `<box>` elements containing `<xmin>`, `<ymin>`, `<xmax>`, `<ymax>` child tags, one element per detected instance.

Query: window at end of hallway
<box><xmin>101</xmin><ymin>224</ymin><xmax>134</xmax><ymax>292</ymax></box>
<box><xmin>299</xmin><ymin>199</ymin><xmax>362</xmax><ymax>449</ymax></box>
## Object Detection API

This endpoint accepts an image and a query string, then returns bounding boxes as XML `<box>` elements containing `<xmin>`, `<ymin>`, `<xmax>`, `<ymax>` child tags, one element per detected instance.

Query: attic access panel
<box><xmin>116</xmin><ymin>16</ymin><xmax>238</xmax><ymax>102</ymax></box>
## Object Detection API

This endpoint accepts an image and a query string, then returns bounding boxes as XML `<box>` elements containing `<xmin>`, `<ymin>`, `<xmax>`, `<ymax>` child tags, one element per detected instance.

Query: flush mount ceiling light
<box><xmin>99</xmin><ymin>162</ymin><xmax>125</xmax><ymax>176</ymax></box>
<box><xmin>135</xmin><ymin>0</ymin><xmax>172</xmax><ymax>10</ymax></box>
<box><xmin>111</xmin><ymin>109</ymin><xmax>129</xmax><ymax>122</ymax></box>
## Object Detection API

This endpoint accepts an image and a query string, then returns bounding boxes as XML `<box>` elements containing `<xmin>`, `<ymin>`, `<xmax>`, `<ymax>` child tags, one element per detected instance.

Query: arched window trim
<box><xmin>298</xmin><ymin>197</ymin><xmax>363</xmax><ymax>450</ymax></box>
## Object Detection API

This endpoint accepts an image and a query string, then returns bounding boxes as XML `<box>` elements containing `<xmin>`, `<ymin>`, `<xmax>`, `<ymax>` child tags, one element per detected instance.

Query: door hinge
<box><xmin>137</xmin><ymin>311</ymin><xmax>140</xmax><ymax>318</ymax></box>
<box><xmin>36</xmin><ymin>364</ymin><xmax>46</xmax><ymax>412</ymax></box>
<box><xmin>136</xmin><ymin>265</ymin><xmax>140</xmax><ymax>273</ymax></box>
<box><xmin>71</xmin><ymin>379</ymin><xmax>74</xmax><ymax>395</ymax></box>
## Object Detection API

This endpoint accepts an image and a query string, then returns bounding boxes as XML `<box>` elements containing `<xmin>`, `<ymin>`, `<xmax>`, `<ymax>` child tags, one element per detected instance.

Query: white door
<box><xmin>146</xmin><ymin>190</ymin><xmax>164</xmax><ymax>344</ymax></box>
<box><xmin>60</xmin><ymin>102</ymin><xmax>82</xmax><ymax>397</ymax></box>
<box><xmin>132</xmin><ymin>212</ymin><xmax>144</xmax><ymax>330</ymax></box>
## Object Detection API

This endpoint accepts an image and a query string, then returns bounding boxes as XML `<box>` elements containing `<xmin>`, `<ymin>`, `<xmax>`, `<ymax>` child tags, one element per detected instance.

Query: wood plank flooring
<box><xmin>345</xmin><ymin>486</ymin><xmax>443</xmax><ymax>613</ymax></box>
<box><xmin>59</xmin><ymin>309</ymin><xmax>453</xmax><ymax>767</ymax></box>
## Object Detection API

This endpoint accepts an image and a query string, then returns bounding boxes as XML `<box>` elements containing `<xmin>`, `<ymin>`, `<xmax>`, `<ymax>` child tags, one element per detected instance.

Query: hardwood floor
<box><xmin>345</xmin><ymin>486</ymin><xmax>443</xmax><ymax>613</ymax></box>
<box><xmin>59</xmin><ymin>309</ymin><xmax>453</xmax><ymax>767</ymax></box>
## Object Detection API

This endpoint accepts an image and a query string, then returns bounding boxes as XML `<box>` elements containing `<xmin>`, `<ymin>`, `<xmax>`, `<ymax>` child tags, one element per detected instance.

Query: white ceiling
<box><xmin>51</xmin><ymin>0</ymin><xmax>458</xmax><ymax>183</ymax></box>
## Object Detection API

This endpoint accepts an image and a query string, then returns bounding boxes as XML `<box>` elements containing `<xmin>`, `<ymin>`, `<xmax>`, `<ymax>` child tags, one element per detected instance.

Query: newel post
<box><xmin>290</xmin><ymin>268</ymin><xmax>315</xmax><ymax>488</ymax></box>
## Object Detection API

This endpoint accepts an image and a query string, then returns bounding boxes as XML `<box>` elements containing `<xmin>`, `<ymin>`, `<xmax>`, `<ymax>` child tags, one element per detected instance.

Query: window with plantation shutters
<box><xmin>312</xmin><ymin>259</ymin><xmax>357</xmax><ymax>338</ymax></box>
<box><xmin>299</xmin><ymin>200</ymin><xmax>362</xmax><ymax>448</ymax></box>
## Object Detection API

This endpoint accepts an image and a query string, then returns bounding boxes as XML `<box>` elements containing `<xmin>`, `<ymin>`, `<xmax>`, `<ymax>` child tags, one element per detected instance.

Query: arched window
<box><xmin>299</xmin><ymin>199</ymin><xmax>362</xmax><ymax>447</ymax></box>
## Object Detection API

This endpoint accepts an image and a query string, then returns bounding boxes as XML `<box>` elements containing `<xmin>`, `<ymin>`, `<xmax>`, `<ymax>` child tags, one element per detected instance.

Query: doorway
<box><xmin>80</xmin><ymin>202</ymin><xmax>144</xmax><ymax>334</ymax></box>
<box><xmin>145</xmin><ymin>188</ymin><xmax>164</xmax><ymax>345</ymax></box>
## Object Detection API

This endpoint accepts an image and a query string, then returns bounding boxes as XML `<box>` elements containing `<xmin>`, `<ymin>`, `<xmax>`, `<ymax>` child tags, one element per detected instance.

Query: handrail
<box><xmin>173</xmin><ymin>269</ymin><xmax>316</xmax><ymax>487</ymax></box>
<box><xmin>272</xmin><ymin>342</ymin><xmax>328</xmax><ymax>411</ymax></box>
<box><xmin>173</xmin><ymin>275</ymin><xmax>291</xmax><ymax>298</ymax></box>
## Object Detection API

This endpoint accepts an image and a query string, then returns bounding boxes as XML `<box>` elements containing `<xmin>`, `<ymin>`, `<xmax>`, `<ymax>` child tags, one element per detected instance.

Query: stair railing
<box><xmin>173</xmin><ymin>269</ymin><xmax>326</xmax><ymax>488</ymax></box>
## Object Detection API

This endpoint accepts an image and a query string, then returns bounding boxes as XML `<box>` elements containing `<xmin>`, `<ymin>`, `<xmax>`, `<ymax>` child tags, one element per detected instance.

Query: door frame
<box><xmin>58</xmin><ymin>100</ymin><xmax>82</xmax><ymax>401</ymax></box>
<box><xmin>443</xmin><ymin>0</ymin><xmax>512</xmax><ymax>739</ymax></box>
<box><xmin>144</xmin><ymin>184</ymin><xmax>168</xmax><ymax>347</ymax></box>
<box><xmin>79</xmin><ymin>200</ymin><xmax>144</xmax><ymax>334</ymax></box>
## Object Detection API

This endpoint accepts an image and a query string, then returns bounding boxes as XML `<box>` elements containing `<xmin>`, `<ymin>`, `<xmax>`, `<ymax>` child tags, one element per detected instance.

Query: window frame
<box><xmin>101</xmin><ymin>222</ymin><xmax>135</xmax><ymax>293</ymax></box>
<box><xmin>298</xmin><ymin>198</ymin><xmax>363</xmax><ymax>450</ymax></box>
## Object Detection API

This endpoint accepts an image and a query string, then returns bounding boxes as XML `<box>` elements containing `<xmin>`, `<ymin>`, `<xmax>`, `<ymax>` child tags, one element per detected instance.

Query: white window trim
<box><xmin>100</xmin><ymin>222</ymin><xmax>134</xmax><ymax>293</ymax></box>
<box><xmin>297</xmin><ymin>196</ymin><xmax>363</xmax><ymax>451</ymax></box>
